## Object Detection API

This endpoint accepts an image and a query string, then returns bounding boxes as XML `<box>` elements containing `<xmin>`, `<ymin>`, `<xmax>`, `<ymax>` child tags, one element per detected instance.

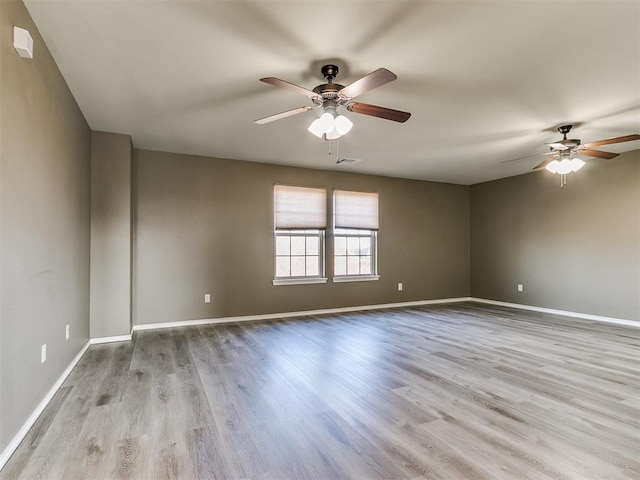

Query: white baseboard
<box><xmin>470</xmin><ymin>297</ymin><xmax>639</xmax><ymax>328</ymax></box>
<box><xmin>89</xmin><ymin>334</ymin><xmax>132</xmax><ymax>345</ymax></box>
<box><xmin>133</xmin><ymin>297</ymin><xmax>474</xmax><ymax>332</ymax></box>
<box><xmin>0</xmin><ymin>340</ymin><xmax>91</xmax><ymax>471</ymax></box>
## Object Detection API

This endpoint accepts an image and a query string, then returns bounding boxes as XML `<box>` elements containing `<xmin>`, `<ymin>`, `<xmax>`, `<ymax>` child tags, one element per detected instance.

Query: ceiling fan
<box><xmin>254</xmin><ymin>64</ymin><xmax>411</xmax><ymax>140</ymax></box>
<box><xmin>532</xmin><ymin>124</ymin><xmax>640</xmax><ymax>172</ymax></box>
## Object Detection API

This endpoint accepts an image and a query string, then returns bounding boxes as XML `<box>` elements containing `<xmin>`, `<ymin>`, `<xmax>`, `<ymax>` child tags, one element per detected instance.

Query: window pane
<box><xmin>334</xmin><ymin>236</ymin><xmax>346</xmax><ymax>256</ymax></box>
<box><xmin>306</xmin><ymin>256</ymin><xmax>319</xmax><ymax>276</ymax></box>
<box><xmin>360</xmin><ymin>237</ymin><xmax>371</xmax><ymax>255</ymax></box>
<box><xmin>276</xmin><ymin>236</ymin><xmax>290</xmax><ymax>255</ymax></box>
<box><xmin>291</xmin><ymin>236</ymin><xmax>305</xmax><ymax>255</ymax></box>
<box><xmin>276</xmin><ymin>257</ymin><xmax>290</xmax><ymax>277</ymax></box>
<box><xmin>347</xmin><ymin>237</ymin><xmax>360</xmax><ymax>255</ymax></box>
<box><xmin>291</xmin><ymin>256</ymin><xmax>306</xmax><ymax>276</ymax></box>
<box><xmin>360</xmin><ymin>256</ymin><xmax>372</xmax><ymax>275</ymax></box>
<box><xmin>306</xmin><ymin>236</ymin><xmax>319</xmax><ymax>256</ymax></box>
<box><xmin>334</xmin><ymin>256</ymin><xmax>346</xmax><ymax>276</ymax></box>
<box><xmin>347</xmin><ymin>256</ymin><xmax>360</xmax><ymax>275</ymax></box>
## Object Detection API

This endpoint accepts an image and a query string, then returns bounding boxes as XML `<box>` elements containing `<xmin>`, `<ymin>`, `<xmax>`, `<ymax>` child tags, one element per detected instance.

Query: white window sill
<box><xmin>332</xmin><ymin>275</ymin><xmax>380</xmax><ymax>283</ymax></box>
<box><xmin>273</xmin><ymin>277</ymin><xmax>328</xmax><ymax>286</ymax></box>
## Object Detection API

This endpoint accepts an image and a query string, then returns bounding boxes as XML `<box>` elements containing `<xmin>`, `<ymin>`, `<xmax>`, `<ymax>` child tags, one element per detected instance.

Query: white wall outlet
<box><xmin>65</xmin><ymin>324</ymin><xmax>70</xmax><ymax>340</ymax></box>
<box><xmin>517</xmin><ymin>284</ymin><xmax>524</xmax><ymax>292</ymax></box>
<box><xmin>398</xmin><ymin>283</ymin><xmax>403</xmax><ymax>291</ymax></box>
<box><xmin>41</xmin><ymin>344</ymin><xmax>47</xmax><ymax>363</ymax></box>
<box><xmin>204</xmin><ymin>294</ymin><xmax>211</xmax><ymax>303</ymax></box>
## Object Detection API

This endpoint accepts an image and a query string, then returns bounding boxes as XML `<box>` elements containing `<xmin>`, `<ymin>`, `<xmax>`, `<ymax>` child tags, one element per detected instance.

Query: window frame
<box><xmin>332</xmin><ymin>189</ymin><xmax>380</xmax><ymax>282</ymax></box>
<box><xmin>332</xmin><ymin>228</ymin><xmax>380</xmax><ymax>283</ymax></box>
<box><xmin>273</xmin><ymin>228</ymin><xmax>327</xmax><ymax>286</ymax></box>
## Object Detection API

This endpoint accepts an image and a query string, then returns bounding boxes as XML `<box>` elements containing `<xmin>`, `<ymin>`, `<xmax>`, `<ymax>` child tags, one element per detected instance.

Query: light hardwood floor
<box><xmin>1</xmin><ymin>302</ymin><xmax>638</xmax><ymax>479</ymax></box>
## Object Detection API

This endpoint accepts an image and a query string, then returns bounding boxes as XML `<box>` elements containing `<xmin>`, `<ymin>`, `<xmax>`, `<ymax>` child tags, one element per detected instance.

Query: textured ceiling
<box><xmin>24</xmin><ymin>0</ymin><xmax>640</xmax><ymax>184</ymax></box>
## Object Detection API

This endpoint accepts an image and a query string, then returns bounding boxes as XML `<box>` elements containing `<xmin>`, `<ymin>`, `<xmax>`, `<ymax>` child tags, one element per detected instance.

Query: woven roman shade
<box><xmin>334</xmin><ymin>190</ymin><xmax>379</xmax><ymax>230</ymax></box>
<box><xmin>274</xmin><ymin>185</ymin><xmax>327</xmax><ymax>229</ymax></box>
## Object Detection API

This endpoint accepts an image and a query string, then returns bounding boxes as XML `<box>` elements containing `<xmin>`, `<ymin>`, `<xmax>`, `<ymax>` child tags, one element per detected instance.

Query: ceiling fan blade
<box><xmin>545</xmin><ymin>142</ymin><xmax>569</xmax><ymax>150</ymax></box>
<box><xmin>579</xmin><ymin>149</ymin><xmax>619</xmax><ymax>159</ymax></box>
<box><xmin>346</xmin><ymin>102</ymin><xmax>411</xmax><ymax>123</ymax></box>
<box><xmin>582</xmin><ymin>134</ymin><xmax>640</xmax><ymax>148</ymax></box>
<box><xmin>260</xmin><ymin>77</ymin><xmax>320</xmax><ymax>100</ymax></box>
<box><xmin>254</xmin><ymin>106</ymin><xmax>312</xmax><ymax>125</ymax></box>
<box><xmin>338</xmin><ymin>68</ymin><xmax>397</xmax><ymax>99</ymax></box>
<box><xmin>533</xmin><ymin>154</ymin><xmax>559</xmax><ymax>170</ymax></box>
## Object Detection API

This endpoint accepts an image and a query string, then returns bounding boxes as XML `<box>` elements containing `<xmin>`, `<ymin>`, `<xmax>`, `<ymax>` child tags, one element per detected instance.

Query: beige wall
<box><xmin>0</xmin><ymin>0</ymin><xmax>90</xmax><ymax>452</ymax></box>
<box><xmin>470</xmin><ymin>149</ymin><xmax>640</xmax><ymax>321</ymax></box>
<box><xmin>133</xmin><ymin>149</ymin><xmax>470</xmax><ymax>325</ymax></box>
<box><xmin>90</xmin><ymin>131</ymin><xmax>132</xmax><ymax>338</ymax></box>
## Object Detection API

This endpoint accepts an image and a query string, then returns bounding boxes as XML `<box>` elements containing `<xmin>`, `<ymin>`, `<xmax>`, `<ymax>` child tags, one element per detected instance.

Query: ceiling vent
<box><xmin>336</xmin><ymin>158</ymin><xmax>362</xmax><ymax>166</ymax></box>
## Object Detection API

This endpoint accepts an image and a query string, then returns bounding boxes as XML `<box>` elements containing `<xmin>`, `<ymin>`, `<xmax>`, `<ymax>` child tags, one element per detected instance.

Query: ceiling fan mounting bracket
<box><xmin>558</xmin><ymin>124</ymin><xmax>573</xmax><ymax>136</ymax></box>
<box><xmin>321</xmin><ymin>64</ymin><xmax>339</xmax><ymax>82</ymax></box>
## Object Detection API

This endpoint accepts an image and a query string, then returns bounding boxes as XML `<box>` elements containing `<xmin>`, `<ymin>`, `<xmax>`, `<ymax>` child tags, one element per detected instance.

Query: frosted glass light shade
<box><xmin>545</xmin><ymin>160</ymin><xmax>561</xmax><ymax>174</ymax></box>
<box><xmin>325</xmin><ymin>128</ymin><xmax>341</xmax><ymax>140</ymax></box>
<box><xmin>557</xmin><ymin>158</ymin><xmax>574</xmax><ymax>174</ymax></box>
<box><xmin>319</xmin><ymin>112</ymin><xmax>334</xmax><ymax>133</ymax></box>
<box><xmin>308</xmin><ymin>119</ymin><xmax>324</xmax><ymax>138</ymax></box>
<box><xmin>334</xmin><ymin>115</ymin><xmax>353</xmax><ymax>135</ymax></box>
<box><xmin>570</xmin><ymin>158</ymin><xmax>585</xmax><ymax>172</ymax></box>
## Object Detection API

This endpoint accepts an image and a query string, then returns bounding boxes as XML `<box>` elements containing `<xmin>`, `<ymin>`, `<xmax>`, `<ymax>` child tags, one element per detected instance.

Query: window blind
<box><xmin>274</xmin><ymin>185</ymin><xmax>327</xmax><ymax>229</ymax></box>
<box><xmin>334</xmin><ymin>190</ymin><xmax>379</xmax><ymax>230</ymax></box>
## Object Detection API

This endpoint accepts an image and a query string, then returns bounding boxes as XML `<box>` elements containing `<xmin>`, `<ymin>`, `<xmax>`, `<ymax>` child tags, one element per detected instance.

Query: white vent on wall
<box><xmin>336</xmin><ymin>158</ymin><xmax>362</xmax><ymax>166</ymax></box>
<box><xmin>13</xmin><ymin>26</ymin><xmax>33</xmax><ymax>59</ymax></box>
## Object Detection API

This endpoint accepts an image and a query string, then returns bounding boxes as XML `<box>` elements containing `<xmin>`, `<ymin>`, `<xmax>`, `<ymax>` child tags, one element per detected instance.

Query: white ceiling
<box><xmin>24</xmin><ymin>0</ymin><xmax>640</xmax><ymax>185</ymax></box>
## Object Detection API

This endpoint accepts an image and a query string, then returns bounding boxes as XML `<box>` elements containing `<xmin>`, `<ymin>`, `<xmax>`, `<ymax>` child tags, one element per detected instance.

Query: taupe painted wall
<box><xmin>90</xmin><ymin>131</ymin><xmax>132</xmax><ymax>338</ymax></box>
<box><xmin>470</xmin><ymin>149</ymin><xmax>640</xmax><ymax>321</ymax></box>
<box><xmin>0</xmin><ymin>0</ymin><xmax>90</xmax><ymax>453</ymax></box>
<box><xmin>134</xmin><ymin>149</ymin><xmax>470</xmax><ymax>325</ymax></box>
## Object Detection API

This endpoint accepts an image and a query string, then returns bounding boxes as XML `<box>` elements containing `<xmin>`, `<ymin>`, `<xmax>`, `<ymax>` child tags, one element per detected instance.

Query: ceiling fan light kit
<box><xmin>307</xmin><ymin>108</ymin><xmax>353</xmax><ymax>139</ymax></box>
<box><xmin>256</xmin><ymin>64</ymin><xmax>411</xmax><ymax>141</ymax></box>
<box><xmin>545</xmin><ymin>157</ymin><xmax>585</xmax><ymax>175</ymax></box>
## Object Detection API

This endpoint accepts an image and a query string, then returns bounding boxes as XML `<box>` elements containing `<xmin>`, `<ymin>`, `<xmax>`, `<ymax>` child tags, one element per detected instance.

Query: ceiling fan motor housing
<box><xmin>551</xmin><ymin>125</ymin><xmax>581</xmax><ymax>149</ymax></box>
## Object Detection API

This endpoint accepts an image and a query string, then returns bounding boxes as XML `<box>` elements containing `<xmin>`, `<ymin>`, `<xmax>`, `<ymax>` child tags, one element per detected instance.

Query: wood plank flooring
<box><xmin>1</xmin><ymin>302</ymin><xmax>638</xmax><ymax>479</ymax></box>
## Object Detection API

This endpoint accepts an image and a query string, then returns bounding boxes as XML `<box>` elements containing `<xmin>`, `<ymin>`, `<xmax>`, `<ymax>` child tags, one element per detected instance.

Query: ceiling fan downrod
<box><xmin>558</xmin><ymin>124</ymin><xmax>572</xmax><ymax>140</ymax></box>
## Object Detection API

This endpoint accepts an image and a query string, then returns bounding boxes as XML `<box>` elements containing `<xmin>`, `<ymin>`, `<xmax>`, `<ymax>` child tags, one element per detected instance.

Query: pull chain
<box><xmin>327</xmin><ymin>138</ymin><xmax>339</xmax><ymax>159</ymax></box>
<box><xmin>560</xmin><ymin>173</ymin><xmax>567</xmax><ymax>188</ymax></box>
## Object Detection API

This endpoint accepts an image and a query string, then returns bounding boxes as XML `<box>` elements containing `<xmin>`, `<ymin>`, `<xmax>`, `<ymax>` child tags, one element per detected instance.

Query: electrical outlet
<box><xmin>41</xmin><ymin>344</ymin><xmax>47</xmax><ymax>363</ymax></box>
<box><xmin>398</xmin><ymin>283</ymin><xmax>403</xmax><ymax>291</ymax></box>
<box><xmin>65</xmin><ymin>324</ymin><xmax>70</xmax><ymax>340</ymax></box>
<box><xmin>204</xmin><ymin>294</ymin><xmax>211</xmax><ymax>303</ymax></box>
<box><xmin>518</xmin><ymin>284</ymin><xmax>524</xmax><ymax>292</ymax></box>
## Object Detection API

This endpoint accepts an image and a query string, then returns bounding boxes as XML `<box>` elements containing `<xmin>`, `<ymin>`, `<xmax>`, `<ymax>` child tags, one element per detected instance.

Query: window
<box><xmin>273</xmin><ymin>185</ymin><xmax>327</xmax><ymax>285</ymax></box>
<box><xmin>333</xmin><ymin>190</ymin><xmax>379</xmax><ymax>282</ymax></box>
<box><xmin>275</xmin><ymin>229</ymin><xmax>324</xmax><ymax>278</ymax></box>
<box><xmin>334</xmin><ymin>228</ymin><xmax>377</xmax><ymax>276</ymax></box>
